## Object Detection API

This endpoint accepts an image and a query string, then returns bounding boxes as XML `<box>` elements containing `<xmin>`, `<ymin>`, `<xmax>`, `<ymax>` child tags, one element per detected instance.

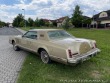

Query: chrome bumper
<box><xmin>68</xmin><ymin>48</ymin><xmax>101</xmax><ymax>64</ymax></box>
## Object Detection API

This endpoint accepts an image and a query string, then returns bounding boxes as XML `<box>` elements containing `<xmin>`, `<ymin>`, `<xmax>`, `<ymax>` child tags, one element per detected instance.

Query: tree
<box><xmin>71</xmin><ymin>5</ymin><xmax>83</xmax><ymax>27</ymax></box>
<box><xmin>34</xmin><ymin>18</ymin><xmax>40</xmax><ymax>27</ymax></box>
<box><xmin>45</xmin><ymin>22</ymin><xmax>49</xmax><ymax>27</ymax></box>
<box><xmin>81</xmin><ymin>16</ymin><xmax>92</xmax><ymax>28</ymax></box>
<box><xmin>62</xmin><ymin>16</ymin><xmax>70</xmax><ymax>29</ymax></box>
<box><xmin>39</xmin><ymin>19</ymin><xmax>45</xmax><ymax>26</ymax></box>
<box><xmin>12</xmin><ymin>14</ymin><xmax>24</xmax><ymax>27</ymax></box>
<box><xmin>82</xmin><ymin>18</ymin><xmax>91</xmax><ymax>24</ymax></box>
<box><xmin>0</xmin><ymin>20</ymin><xmax>6</xmax><ymax>27</ymax></box>
<box><xmin>27</xmin><ymin>18</ymin><xmax>34</xmax><ymax>27</ymax></box>
<box><xmin>19</xmin><ymin>21</ymin><xmax>24</xmax><ymax>27</ymax></box>
<box><xmin>53</xmin><ymin>21</ymin><xmax>57</xmax><ymax>27</ymax></box>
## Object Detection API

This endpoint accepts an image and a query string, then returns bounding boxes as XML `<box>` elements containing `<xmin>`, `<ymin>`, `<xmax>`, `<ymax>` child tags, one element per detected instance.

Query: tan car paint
<box><xmin>9</xmin><ymin>29</ymin><xmax>100</xmax><ymax>64</ymax></box>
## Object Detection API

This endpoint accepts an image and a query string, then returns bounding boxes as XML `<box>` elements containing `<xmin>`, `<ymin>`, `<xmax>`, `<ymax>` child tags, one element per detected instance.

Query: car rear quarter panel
<box><xmin>37</xmin><ymin>40</ymin><xmax>68</xmax><ymax>64</ymax></box>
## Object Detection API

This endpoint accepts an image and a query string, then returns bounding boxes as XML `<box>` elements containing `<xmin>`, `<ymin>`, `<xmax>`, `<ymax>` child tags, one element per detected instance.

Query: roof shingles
<box><xmin>93</xmin><ymin>10</ymin><xmax>110</xmax><ymax>21</ymax></box>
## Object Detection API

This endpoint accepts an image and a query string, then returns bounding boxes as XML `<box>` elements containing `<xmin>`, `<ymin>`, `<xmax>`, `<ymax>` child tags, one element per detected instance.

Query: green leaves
<box><xmin>12</xmin><ymin>14</ymin><xmax>24</xmax><ymax>27</ymax></box>
<box><xmin>27</xmin><ymin>18</ymin><xmax>34</xmax><ymax>27</ymax></box>
<box><xmin>71</xmin><ymin>5</ymin><xmax>83</xmax><ymax>27</ymax></box>
<box><xmin>0</xmin><ymin>21</ymin><xmax>6</xmax><ymax>27</ymax></box>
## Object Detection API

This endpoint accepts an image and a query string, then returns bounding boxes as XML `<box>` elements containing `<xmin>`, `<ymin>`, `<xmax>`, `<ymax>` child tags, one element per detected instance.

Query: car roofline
<box><xmin>29</xmin><ymin>29</ymin><xmax>63</xmax><ymax>32</ymax></box>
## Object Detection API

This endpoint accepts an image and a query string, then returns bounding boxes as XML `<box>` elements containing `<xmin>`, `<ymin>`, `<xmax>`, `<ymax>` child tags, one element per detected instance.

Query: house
<box><xmin>91</xmin><ymin>10</ymin><xmax>110</xmax><ymax>28</ymax></box>
<box><xmin>41</xmin><ymin>19</ymin><xmax>56</xmax><ymax>25</ymax></box>
<box><xmin>56</xmin><ymin>16</ymin><xmax>67</xmax><ymax>27</ymax></box>
<box><xmin>41</xmin><ymin>17</ymin><xmax>67</xmax><ymax>27</ymax></box>
<box><xmin>9</xmin><ymin>23</ymin><xmax>13</xmax><ymax>27</ymax></box>
<box><xmin>6</xmin><ymin>22</ymin><xmax>13</xmax><ymax>27</ymax></box>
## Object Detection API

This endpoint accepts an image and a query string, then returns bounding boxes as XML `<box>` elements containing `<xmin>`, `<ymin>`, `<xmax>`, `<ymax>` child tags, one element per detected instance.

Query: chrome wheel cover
<box><xmin>41</xmin><ymin>51</ymin><xmax>49</xmax><ymax>63</ymax></box>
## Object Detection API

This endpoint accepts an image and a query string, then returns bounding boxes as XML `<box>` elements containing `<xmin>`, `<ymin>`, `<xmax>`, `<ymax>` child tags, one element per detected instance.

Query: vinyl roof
<box><xmin>29</xmin><ymin>29</ymin><xmax>62</xmax><ymax>32</ymax></box>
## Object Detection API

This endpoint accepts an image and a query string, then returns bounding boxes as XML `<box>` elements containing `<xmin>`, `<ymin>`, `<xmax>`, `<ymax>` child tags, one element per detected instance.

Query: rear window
<box><xmin>48</xmin><ymin>30</ymin><xmax>74</xmax><ymax>39</ymax></box>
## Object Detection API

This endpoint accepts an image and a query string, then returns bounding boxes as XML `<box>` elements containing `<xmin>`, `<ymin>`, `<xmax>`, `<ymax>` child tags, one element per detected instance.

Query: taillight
<box><xmin>68</xmin><ymin>49</ymin><xmax>72</xmax><ymax>58</ymax></box>
<box><xmin>92</xmin><ymin>43</ymin><xmax>97</xmax><ymax>49</ymax></box>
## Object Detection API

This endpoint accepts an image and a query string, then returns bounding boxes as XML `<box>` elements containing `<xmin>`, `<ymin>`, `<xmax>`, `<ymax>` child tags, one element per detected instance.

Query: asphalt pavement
<box><xmin>0</xmin><ymin>27</ymin><xmax>22</xmax><ymax>35</ymax></box>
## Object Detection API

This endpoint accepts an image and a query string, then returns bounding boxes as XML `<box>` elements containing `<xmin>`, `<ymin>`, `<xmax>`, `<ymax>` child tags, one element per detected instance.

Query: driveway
<box><xmin>0</xmin><ymin>27</ymin><xmax>23</xmax><ymax>35</ymax></box>
<box><xmin>0</xmin><ymin>27</ymin><xmax>27</xmax><ymax>83</ymax></box>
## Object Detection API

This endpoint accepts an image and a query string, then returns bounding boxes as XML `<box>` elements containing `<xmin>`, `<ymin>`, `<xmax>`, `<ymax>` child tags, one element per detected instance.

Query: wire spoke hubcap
<box><xmin>41</xmin><ymin>51</ymin><xmax>49</xmax><ymax>63</ymax></box>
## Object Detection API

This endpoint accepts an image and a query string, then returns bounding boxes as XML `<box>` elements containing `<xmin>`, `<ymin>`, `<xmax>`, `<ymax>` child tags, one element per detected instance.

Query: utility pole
<box><xmin>22</xmin><ymin>9</ymin><xmax>26</xmax><ymax>28</ymax></box>
<box><xmin>93</xmin><ymin>10</ymin><xmax>95</xmax><ymax>28</ymax></box>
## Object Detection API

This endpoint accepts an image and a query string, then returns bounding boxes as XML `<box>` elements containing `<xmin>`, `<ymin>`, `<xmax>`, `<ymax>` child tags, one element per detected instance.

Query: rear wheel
<box><xmin>40</xmin><ymin>50</ymin><xmax>51</xmax><ymax>64</ymax></box>
<box><xmin>12</xmin><ymin>41</ymin><xmax>20</xmax><ymax>51</ymax></box>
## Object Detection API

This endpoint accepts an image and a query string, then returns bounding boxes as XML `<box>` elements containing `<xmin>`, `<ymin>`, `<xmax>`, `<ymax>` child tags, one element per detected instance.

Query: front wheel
<box><xmin>40</xmin><ymin>50</ymin><xmax>51</xmax><ymax>64</ymax></box>
<box><xmin>13</xmin><ymin>41</ymin><xmax>20</xmax><ymax>51</ymax></box>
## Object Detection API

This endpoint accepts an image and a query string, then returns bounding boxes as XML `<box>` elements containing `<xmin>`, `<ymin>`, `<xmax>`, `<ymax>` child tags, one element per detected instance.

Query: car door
<box><xmin>19</xmin><ymin>31</ymin><xmax>37</xmax><ymax>50</ymax></box>
<box><xmin>21</xmin><ymin>31</ymin><xmax>38</xmax><ymax>51</ymax></box>
<box><xmin>18</xmin><ymin>32</ymin><xmax>29</xmax><ymax>49</ymax></box>
<box><xmin>26</xmin><ymin>31</ymin><xmax>38</xmax><ymax>52</ymax></box>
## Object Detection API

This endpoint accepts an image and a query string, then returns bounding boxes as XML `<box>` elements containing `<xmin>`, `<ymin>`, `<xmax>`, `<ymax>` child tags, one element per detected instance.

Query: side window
<box><xmin>23</xmin><ymin>31</ymin><xmax>37</xmax><ymax>39</ymax></box>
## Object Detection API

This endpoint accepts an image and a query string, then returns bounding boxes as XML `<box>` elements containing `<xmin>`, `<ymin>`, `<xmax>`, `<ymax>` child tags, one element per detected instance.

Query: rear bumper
<box><xmin>67</xmin><ymin>48</ymin><xmax>100</xmax><ymax>64</ymax></box>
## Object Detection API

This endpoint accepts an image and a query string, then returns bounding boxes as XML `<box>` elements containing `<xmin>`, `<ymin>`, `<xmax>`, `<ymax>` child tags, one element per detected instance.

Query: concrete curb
<box><xmin>15</xmin><ymin>28</ymin><xmax>26</xmax><ymax>34</ymax></box>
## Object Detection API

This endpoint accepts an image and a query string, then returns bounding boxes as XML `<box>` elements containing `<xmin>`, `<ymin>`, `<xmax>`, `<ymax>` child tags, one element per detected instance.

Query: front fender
<box><xmin>9</xmin><ymin>37</ymin><xmax>16</xmax><ymax>44</ymax></box>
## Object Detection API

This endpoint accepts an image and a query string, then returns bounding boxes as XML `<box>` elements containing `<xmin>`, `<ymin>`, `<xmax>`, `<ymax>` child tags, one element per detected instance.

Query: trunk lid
<box><xmin>51</xmin><ymin>37</ymin><xmax>92</xmax><ymax>54</ymax></box>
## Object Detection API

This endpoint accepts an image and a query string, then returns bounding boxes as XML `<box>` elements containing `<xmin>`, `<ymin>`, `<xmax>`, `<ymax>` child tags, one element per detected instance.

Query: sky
<box><xmin>0</xmin><ymin>0</ymin><xmax>110</xmax><ymax>23</ymax></box>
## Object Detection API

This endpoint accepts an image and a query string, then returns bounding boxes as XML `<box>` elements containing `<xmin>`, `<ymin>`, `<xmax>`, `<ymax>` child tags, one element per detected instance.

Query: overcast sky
<box><xmin>0</xmin><ymin>0</ymin><xmax>110</xmax><ymax>23</ymax></box>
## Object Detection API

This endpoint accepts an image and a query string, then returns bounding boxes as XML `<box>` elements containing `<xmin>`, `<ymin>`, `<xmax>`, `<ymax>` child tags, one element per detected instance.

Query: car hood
<box><xmin>16</xmin><ymin>35</ymin><xmax>22</xmax><ymax>37</ymax></box>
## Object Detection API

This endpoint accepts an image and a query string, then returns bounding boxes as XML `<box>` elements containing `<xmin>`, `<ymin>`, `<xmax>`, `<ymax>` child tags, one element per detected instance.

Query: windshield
<box><xmin>48</xmin><ymin>30</ymin><xmax>75</xmax><ymax>39</ymax></box>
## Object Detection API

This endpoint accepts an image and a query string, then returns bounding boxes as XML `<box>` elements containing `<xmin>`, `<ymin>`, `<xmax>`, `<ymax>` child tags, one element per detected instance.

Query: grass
<box><xmin>17</xmin><ymin>27</ymin><xmax>110</xmax><ymax>83</ymax></box>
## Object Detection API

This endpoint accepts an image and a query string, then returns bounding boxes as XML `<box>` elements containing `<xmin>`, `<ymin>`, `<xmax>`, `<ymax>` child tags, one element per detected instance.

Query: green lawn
<box><xmin>17</xmin><ymin>28</ymin><xmax>110</xmax><ymax>83</ymax></box>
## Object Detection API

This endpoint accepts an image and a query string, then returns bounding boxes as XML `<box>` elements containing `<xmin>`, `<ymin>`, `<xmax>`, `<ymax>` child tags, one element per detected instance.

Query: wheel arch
<box><xmin>37</xmin><ymin>46</ymin><xmax>49</xmax><ymax>55</ymax></box>
<box><xmin>12</xmin><ymin>39</ymin><xmax>16</xmax><ymax>44</ymax></box>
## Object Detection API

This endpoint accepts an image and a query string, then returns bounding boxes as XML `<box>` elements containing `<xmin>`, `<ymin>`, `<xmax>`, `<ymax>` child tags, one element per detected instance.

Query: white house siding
<box><xmin>101</xmin><ymin>20</ymin><xmax>110</xmax><ymax>24</ymax></box>
<box><xmin>9</xmin><ymin>23</ymin><xmax>13</xmax><ymax>27</ymax></box>
<box><xmin>57</xmin><ymin>23</ymin><xmax>62</xmax><ymax>27</ymax></box>
<box><xmin>57</xmin><ymin>19</ymin><xmax>66</xmax><ymax>27</ymax></box>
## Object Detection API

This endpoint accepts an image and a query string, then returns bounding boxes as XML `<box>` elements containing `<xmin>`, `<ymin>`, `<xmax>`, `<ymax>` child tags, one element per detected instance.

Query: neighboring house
<box><xmin>7</xmin><ymin>23</ymin><xmax>13</xmax><ymax>27</ymax></box>
<box><xmin>42</xmin><ymin>19</ymin><xmax>54</xmax><ymax>25</ymax></box>
<box><xmin>42</xmin><ymin>17</ymin><xmax>67</xmax><ymax>27</ymax></box>
<box><xmin>9</xmin><ymin>23</ymin><xmax>13</xmax><ymax>27</ymax></box>
<box><xmin>91</xmin><ymin>10</ymin><xmax>110</xmax><ymax>28</ymax></box>
<box><xmin>56</xmin><ymin>16</ymin><xmax>67</xmax><ymax>27</ymax></box>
